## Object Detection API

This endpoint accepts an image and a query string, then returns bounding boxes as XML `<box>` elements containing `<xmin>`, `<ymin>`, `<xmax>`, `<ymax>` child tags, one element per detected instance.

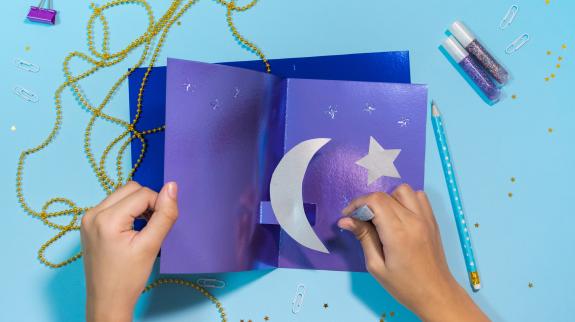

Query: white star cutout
<box><xmin>355</xmin><ymin>136</ymin><xmax>401</xmax><ymax>185</ymax></box>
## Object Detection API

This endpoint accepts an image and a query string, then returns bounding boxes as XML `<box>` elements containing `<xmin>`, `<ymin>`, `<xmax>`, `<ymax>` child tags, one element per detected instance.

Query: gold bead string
<box><xmin>16</xmin><ymin>1</ymin><xmax>268</xmax><ymax>317</ymax></box>
<box><xmin>220</xmin><ymin>0</ymin><xmax>271</xmax><ymax>72</ymax></box>
<box><xmin>16</xmin><ymin>0</ymin><xmax>269</xmax><ymax>269</ymax></box>
<box><xmin>144</xmin><ymin>278</ymin><xmax>227</xmax><ymax>321</ymax></box>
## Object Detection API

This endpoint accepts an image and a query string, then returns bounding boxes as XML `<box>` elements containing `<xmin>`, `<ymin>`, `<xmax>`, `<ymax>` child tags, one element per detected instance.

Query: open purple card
<box><xmin>129</xmin><ymin>52</ymin><xmax>411</xmax><ymax>193</ymax></box>
<box><xmin>161</xmin><ymin>58</ymin><xmax>427</xmax><ymax>273</ymax></box>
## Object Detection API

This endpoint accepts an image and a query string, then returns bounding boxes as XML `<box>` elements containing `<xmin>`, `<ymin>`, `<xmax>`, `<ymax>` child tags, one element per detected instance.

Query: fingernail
<box><xmin>167</xmin><ymin>182</ymin><xmax>178</xmax><ymax>200</ymax></box>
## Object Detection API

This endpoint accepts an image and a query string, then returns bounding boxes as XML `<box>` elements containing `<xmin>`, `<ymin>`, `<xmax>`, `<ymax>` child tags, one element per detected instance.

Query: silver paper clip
<box><xmin>291</xmin><ymin>284</ymin><xmax>306</xmax><ymax>314</ymax></box>
<box><xmin>14</xmin><ymin>86</ymin><xmax>39</xmax><ymax>103</ymax></box>
<box><xmin>196</xmin><ymin>278</ymin><xmax>226</xmax><ymax>289</ymax></box>
<box><xmin>499</xmin><ymin>5</ymin><xmax>519</xmax><ymax>30</ymax></box>
<box><xmin>15</xmin><ymin>58</ymin><xmax>40</xmax><ymax>73</ymax></box>
<box><xmin>505</xmin><ymin>33</ymin><xmax>529</xmax><ymax>54</ymax></box>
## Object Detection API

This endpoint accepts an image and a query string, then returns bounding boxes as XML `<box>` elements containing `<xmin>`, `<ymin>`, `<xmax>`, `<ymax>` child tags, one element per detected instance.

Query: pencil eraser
<box><xmin>350</xmin><ymin>205</ymin><xmax>375</xmax><ymax>221</ymax></box>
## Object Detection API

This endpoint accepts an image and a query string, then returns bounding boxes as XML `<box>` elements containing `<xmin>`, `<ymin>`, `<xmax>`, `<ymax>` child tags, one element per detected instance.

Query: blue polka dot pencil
<box><xmin>431</xmin><ymin>101</ymin><xmax>481</xmax><ymax>291</ymax></box>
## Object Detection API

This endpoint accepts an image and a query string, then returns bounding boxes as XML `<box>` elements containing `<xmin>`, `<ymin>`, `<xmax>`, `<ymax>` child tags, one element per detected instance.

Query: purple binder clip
<box><xmin>27</xmin><ymin>0</ymin><xmax>57</xmax><ymax>25</ymax></box>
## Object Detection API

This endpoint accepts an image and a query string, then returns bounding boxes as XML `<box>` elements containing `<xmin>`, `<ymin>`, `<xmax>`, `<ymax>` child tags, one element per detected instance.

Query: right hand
<box><xmin>338</xmin><ymin>184</ymin><xmax>489</xmax><ymax>322</ymax></box>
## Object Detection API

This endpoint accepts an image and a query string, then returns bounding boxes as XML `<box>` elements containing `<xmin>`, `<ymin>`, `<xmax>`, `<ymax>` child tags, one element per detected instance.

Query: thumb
<box><xmin>139</xmin><ymin>182</ymin><xmax>179</xmax><ymax>250</ymax></box>
<box><xmin>338</xmin><ymin>217</ymin><xmax>386</xmax><ymax>272</ymax></box>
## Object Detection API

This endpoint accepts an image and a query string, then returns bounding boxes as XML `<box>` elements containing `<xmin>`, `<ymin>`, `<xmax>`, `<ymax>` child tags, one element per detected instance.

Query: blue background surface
<box><xmin>1</xmin><ymin>1</ymin><xmax>573</xmax><ymax>321</ymax></box>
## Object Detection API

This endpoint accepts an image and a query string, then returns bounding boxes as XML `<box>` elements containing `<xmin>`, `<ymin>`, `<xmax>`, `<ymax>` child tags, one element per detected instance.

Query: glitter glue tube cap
<box><xmin>450</xmin><ymin>21</ymin><xmax>476</xmax><ymax>48</ymax></box>
<box><xmin>442</xmin><ymin>36</ymin><xmax>469</xmax><ymax>63</ymax></box>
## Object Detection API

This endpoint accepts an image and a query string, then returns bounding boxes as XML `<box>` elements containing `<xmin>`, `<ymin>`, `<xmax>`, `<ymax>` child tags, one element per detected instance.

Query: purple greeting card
<box><xmin>162</xmin><ymin>58</ymin><xmax>427</xmax><ymax>274</ymax></box>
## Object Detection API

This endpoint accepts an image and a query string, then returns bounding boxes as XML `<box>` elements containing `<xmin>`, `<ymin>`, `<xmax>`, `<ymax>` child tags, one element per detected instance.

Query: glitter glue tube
<box><xmin>450</xmin><ymin>21</ymin><xmax>509</xmax><ymax>85</ymax></box>
<box><xmin>442</xmin><ymin>36</ymin><xmax>501</xmax><ymax>102</ymax></box>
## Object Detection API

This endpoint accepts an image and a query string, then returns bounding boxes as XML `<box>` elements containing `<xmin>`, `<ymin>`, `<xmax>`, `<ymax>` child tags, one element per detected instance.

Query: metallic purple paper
<box><xmin>278</xmin><ymin>79</ymin><xmax>427</xmax><ymax>271</ymax></box>
<box><xmin>162</xmin><ymin>58</ymin><xmax>283</xmax><ymax>273</ymax></box>
<box><xmin>161</xmin><ymin>58</ymin><xmax>427</xmax><ymax>274</ymax></box>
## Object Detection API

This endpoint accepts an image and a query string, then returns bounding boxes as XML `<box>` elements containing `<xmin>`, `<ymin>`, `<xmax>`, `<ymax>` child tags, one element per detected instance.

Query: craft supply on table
<box><xmin>128</xmin><ymin>52</ymin><xmax>412</xmax><ymax>193</ymax></box>
<box><xmin>431</xmin><ymin>101</ymin><xmax>481</xmax><ymax>291</ymax></box>
<box><xmin>499</xmin><ymin>5</ymin><xmax>519</xmax><ymax>30</ymax></box>
<box><xmin>159</xmin><ymin>58</ymin><xmax>427</xmax><ymax>274</ymax></box>
<box><xmin>13</xmin><ymin>86</ymin><xmax>39</xmax><ymax>103</ymax></box>
<box><xmin>442</xmin><ymin>36</ymin><xmax>501</xmax><ymax>102</ymax></box>
<box><xmin>505</xmin><ymin>33</ymin><xmax>530</xmax><ymax>55</ymax></box>
<box><xmin>15</xmin><ymin>58</ymin><xmax>40</xmax><ymax>73</ymax></box>
<box><xmin>27</xmin><ymin>0</ymin><xmax>57</xmax><ymax>25</ymax></box>
<box><xmin>196</xmin><ymin>278</ymin><xmax>226</xmax><ymax>289</ymax></box>
<box><xmin>351</xmin><ymin>205</ymin><xmax>375</xmax><ymax>221</ymax></box>
<box><xmin>450</xmin><ymin>21</ymin><xmax>509</xmax><ymax>85</ymax></box>
<box><xmin>291</xmin><ymin>284</ymin><xmax>306</xmax><ymax>314</ymax></box>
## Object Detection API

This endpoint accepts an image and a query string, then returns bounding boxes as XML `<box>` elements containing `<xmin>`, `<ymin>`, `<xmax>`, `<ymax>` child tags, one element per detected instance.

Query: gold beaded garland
<box><xmin>16</xmin><ymin>0</ymin><xmax>269</xmax><ymax>319</ymax></box>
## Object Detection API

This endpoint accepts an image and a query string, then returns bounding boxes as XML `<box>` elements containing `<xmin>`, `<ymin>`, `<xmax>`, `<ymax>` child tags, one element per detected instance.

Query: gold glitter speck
<box><xmin>474</xmin><ymin>223</ymin><xmax>480</xmax><ymax>228</ymax></box>
<box><xmin>546</xmin><ymin>50</ymin><xmax>552</xmax><ymax>55</ymax></box>
<box><xmin>177</xmin><ymin>21</ymin><xmax>181</xmax><ymax>25</ymax></box>
<box><xmin>551</xmin><ymin>73</ymin><xmax>556</xmax><ymax>78</ymax></box>
<box><xmin>508</xmin><ymin>192</ymin><xmax>513</xmax><ymax>198</ymax></box>
<box><xmin>323</xmin><ymin>303</ymin><xmax>329</xmax><ymax>309</ymax></box>
<box><xmin>511</xmin><ymin>177</ymin><xmax>516</xmax><ymax>183</ymax></box>
<box><xmin>511</xmin><ymin>94</ymin><xmax>517</xmax><ymax>100</ymax></box>
<box><xmin>562</xmin><ymin>44</ymin><xmax>567</xmax><ymax>49</ymax></box>
<box><xmin>548</xmin><ymin>127</ymin><xmax>553</xmax><ymax>133</ymax></box>
<box><xmin>545</xmin><ymin>77</ymin><xmax>550</xmax><ymax>81</ymax></box>
<box><xmin>390</xmin><ymin>312</ymin><xmax>395</xmax><ymax>317</ymax></box>
<box><xmin>25</xmin><ymin>45</ymin><xmax>31</xmax><ymax>51</ymax></box>
<box><xmin>557</xmin><ymin>64</ymin><xmax>561</xmax><ymax>68</ymax></box>
<box><xmin>264</xmin><ymin>316</ymin><xmax>270</xmax><ymax>321</ymax></box>
<box><xmin>558</xmin><ymin>56</ymin><xmax>563</xmax><ymax>61</ymax></box>
<box><xmin>545</xmin><ymin>0</ymin><xmax>550</xmax><ymax>4</ymax></box>
<box><xmin>528</xmin><ymin>282</ymin><xmax>534</xmax><ymax>288</ymax></box>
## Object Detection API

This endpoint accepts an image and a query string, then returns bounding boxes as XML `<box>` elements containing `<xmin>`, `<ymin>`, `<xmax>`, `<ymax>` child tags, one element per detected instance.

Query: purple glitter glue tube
<box><xmin>443</xmin><ymin>36</ymin><xmax>500</xmax><ymax>102</ymax></box>
<box><xmin>450</xmin><ymin>21</ymin><xmax>509</xmax><ymax>85</ymax></box>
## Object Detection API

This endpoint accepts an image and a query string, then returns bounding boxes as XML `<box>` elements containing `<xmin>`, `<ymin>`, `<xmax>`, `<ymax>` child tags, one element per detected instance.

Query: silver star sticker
<box><xmin>356</xmin><ymin>136</ymin><xmax>401</xmax><ymax>185</ymax></box>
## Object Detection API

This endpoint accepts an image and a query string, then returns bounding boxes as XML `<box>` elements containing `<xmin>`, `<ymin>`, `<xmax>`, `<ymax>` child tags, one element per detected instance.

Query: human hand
<box><xmin>338</xmin><ymin>184</ymin><xmax>489</xmax><ymax>322</ymax></box>
<box><xmin>81</xmin><ymin>181</ymin><xmax>179</xmax><ymax>322</ymax></box>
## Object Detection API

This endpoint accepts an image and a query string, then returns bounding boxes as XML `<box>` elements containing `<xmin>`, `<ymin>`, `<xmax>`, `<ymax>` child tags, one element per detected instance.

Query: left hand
<box><xmin>81</xmin><ymin>181</ymin><xmax>179</xmax><ymax>322</ymax></box>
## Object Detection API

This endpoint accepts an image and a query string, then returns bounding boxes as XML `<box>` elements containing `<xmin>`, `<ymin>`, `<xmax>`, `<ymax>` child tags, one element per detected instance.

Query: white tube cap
<box><xmin>442</xmin><ymin>36</ymin><xmax>469</xmax><ymax>63</ymax></box>
<box><xmin>450</xmin><ymin>21</ymin><xmax>476</xmax><ymax>47</ymax></box>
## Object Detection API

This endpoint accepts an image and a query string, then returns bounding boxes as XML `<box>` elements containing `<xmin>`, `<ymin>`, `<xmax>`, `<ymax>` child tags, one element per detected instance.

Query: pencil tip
<box><xmin>431</xmin><ymin>101</ymin><xmax>441</xmax><ymax>116</ymax></box>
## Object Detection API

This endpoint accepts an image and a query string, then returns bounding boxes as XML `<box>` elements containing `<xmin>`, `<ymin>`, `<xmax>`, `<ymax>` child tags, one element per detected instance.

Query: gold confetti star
<box><xmin>511</xmin><ymin>176</ymin><xmax>516</xmax><ymax>183</ymax></box>
<box><xmin>508</xmin><ymin>192</ymin><xmax>513</xmax><ymax>198</ymax></box>
<box><xmin>511</xmin><ymin>94</ymin><xmax>517</xmax><ymax>100</ymax></box>
<box><xmin>10</xmin><ymin>125</ymin><xmax>17</xmax><ymax>132</ymax></box>
<box><xmin>548</xmin><ymin>127</ymin><xmax>553</xmax><ymax>133</ymax></box>
<box><xmin>474</xmin><ymin>223</ymin><xmax>480</xmax><ymax>228</ymax></box>
<box><xmin>546</xmin><ymin>50</ymin><xmax>552</xmax><ymax>55</ymax></box>
<box><xmin>323</xmin><ymin>303</ymin><xmax>329</xmax><ymax>309</ymax></box>
<box><xmin>390</xmin><ymin>312</ymin><xmax>396</xmax><ymax>317</ymax></box>
<box><xmin>528</xmin><ymin>282</ymin><xmax>534</xmax><ymax>288</ymax></box>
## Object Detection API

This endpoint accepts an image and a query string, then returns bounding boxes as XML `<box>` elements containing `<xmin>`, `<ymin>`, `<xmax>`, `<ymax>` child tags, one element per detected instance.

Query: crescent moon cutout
<box><xmin>270</xmin><ymin>138</ymin><xmax>331</xmax><ymax>254</ymax></box>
